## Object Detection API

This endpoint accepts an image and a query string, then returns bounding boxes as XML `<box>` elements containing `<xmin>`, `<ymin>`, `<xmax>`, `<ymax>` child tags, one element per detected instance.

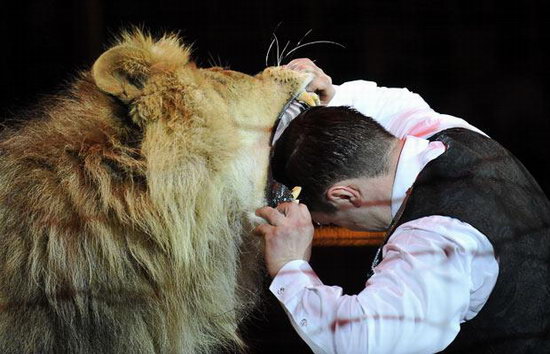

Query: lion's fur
<box><xmin>0</xmin><ymin>30</ymin><xmax>311</xmax><ymax>353</ymax></box>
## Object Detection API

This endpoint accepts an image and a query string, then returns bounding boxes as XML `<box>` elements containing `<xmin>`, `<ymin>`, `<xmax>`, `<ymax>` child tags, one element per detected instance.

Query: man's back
<box><xmin>394</xmin><ymin>128</ymin><xmax>550</xmax><ymax>353</ymax></box>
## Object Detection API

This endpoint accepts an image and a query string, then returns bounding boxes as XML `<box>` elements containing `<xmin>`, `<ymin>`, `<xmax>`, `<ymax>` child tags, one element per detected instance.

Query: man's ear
<box><xmin>326</xmin><ymin>185</ymin><xmax>362</xmax><ymax>209</ymax></box>
<box><xmin>92</xmin><ymin>45</ymin><xmax>151</xmax><ymax>103</ymax></box>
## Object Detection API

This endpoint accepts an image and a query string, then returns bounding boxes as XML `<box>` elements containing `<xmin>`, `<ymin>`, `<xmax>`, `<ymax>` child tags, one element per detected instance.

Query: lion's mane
<box><xmin>0</xmin><ymin>30</ymin><xmax>311</xmax><ymax>353</ymax></box>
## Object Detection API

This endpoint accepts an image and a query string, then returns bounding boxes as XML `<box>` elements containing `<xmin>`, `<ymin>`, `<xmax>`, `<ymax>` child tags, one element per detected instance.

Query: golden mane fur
<box><xmin>0</xmin><ymin>30</ymin><xmax>311</xmax><ymax>353</ymax></box>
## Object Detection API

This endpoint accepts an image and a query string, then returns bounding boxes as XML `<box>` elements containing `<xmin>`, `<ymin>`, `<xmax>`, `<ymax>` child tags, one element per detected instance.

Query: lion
<box><xmin>0</xmin><ymin>30</ymin><xmax>317</xmax><ymax>353</ymax></box>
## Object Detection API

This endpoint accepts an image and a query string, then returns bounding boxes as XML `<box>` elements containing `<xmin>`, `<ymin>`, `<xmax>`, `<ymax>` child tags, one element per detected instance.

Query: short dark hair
<box><xmin>272</xmin><ymin>106</ymin><xmax>396</xmax><ymax>213</ymax></box>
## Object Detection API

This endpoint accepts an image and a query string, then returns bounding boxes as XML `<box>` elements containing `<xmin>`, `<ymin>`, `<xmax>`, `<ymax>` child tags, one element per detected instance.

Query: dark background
<box><xmin>1</xmin><ymin>0</ymin><xmax>548</xmax><ymax>352</ymax></box>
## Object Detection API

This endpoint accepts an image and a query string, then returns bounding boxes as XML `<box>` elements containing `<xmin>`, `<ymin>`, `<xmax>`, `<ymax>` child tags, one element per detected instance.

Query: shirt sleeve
<box><xmin>269</xmin><ymin>216</ymin><xmax>499</xmax><ymax>354</ymax></box>
<box><xmin>328</xmin><ymin>80</ymin><xmax>486</xmax><ymax>139</ymax></box>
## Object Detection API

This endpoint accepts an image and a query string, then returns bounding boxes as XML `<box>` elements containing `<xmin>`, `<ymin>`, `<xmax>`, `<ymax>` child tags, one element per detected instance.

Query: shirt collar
<box><xmin>391</xmin><ymin>136</ymin><xmax>446</xmax><ymax>217</ymax></box>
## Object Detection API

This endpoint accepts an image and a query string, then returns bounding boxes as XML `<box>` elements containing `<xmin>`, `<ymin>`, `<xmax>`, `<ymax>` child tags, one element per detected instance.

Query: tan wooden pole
<box><xmin>313</xmin><ymin>227</ymin><xmax>385</xmax><ymax>247</ymax></box>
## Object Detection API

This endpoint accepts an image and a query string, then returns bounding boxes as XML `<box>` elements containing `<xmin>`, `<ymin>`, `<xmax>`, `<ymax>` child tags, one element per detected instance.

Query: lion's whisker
<box><xmin>265</xmin><ymin>22</ymin><xmax>285</xmax><ymax>67</ymax></box>
<box><xmin>207</xmin><ymin>52</ymin><xmax>218</xmax><ymax>68</ymax></box>
<box><xmin>296</xmin><ymin>28</ymin><xmax>313</xmax><ymax>47</ymax></box>
<box><xmin>273</xmin><ymin>34</ymin><xmax>280</xmax><ymax>67</ymax></box>
<box><xmin>265</xmin><ymin>36</ymin><xmax>276</xmax><ymax>67</ymax></box>
<box><xmin>283</xmin><ymin>40</ymin><xmax>346</xmax><ymax>62</ymax></box>
<box><xmin>278</xmin><ymin>40</ymin><xmax>291</xmax><ymax>67</ymax></box>
<box><xmin>217</xmin><ymin>54</ymin><xmax>226</xmax><ymax>68</ymax></box>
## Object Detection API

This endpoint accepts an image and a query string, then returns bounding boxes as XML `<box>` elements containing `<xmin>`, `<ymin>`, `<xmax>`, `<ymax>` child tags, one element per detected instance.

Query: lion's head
<box><xmin>0</xmin><ymin>30</ymin><xmax>317</xmax><ymax>353</ymax></box>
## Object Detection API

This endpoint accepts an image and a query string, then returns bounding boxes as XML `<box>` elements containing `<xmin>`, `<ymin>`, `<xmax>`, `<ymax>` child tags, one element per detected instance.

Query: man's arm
<box><xmin>329</xmin><ymin>80</ymin><xmax>486</xmax><ymax>139</ymax></box>
<box><xmin>256</xmin><ymin>207</ymin><xmax>498</xmax><ymax>353</ymax></box>
<box><xmin>286</xmin><ymin>58</ymin><xmax>485</xmax><ymax>139</ymax></box>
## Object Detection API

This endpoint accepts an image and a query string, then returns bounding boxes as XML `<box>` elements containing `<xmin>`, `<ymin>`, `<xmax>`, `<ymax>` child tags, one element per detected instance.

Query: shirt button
<box><xmin>300</xmin><ymin>318</ymin><xmax>308</xmax><ymax>327</ymax></box>
<box><xmin>277</xmin><ymin>287</ymin><xmax>285</xmax><ymax>295</ymax></box>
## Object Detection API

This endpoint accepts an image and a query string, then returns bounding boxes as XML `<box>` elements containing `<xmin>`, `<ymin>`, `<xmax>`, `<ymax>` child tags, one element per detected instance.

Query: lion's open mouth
<box><xmin>266</xmin><ymin>91</ymin><xmax>319</xmax><ymax>207</ymax></box>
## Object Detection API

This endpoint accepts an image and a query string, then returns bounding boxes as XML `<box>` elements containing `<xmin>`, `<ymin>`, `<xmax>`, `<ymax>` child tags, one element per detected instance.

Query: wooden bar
<box><xmin>313</xmin><ymin>227</ymin><xmax>385</xmax><ymax>247</ymax></box>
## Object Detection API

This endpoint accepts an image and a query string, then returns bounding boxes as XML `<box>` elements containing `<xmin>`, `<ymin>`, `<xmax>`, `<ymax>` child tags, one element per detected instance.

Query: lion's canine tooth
<box><xmin>297</xmin><ymin>91</ymin><xmax>320</xmax><ymax>107</ymax></box>
<box><xmin>291</xmin><ymin>186</ymin><xmax>302</xmax><ymax>203</ymax></box>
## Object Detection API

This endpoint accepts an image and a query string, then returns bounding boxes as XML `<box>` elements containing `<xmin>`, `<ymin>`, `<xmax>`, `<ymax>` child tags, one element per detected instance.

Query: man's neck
<box><xmin>362</xmin><ymin>138</ymin><xmax>405</xmax><ymax>229</ymax></box>
<box><xmin>320</xmin><ymin>138</ymin><xmax>407</xmax><ymax>232</ymax></box>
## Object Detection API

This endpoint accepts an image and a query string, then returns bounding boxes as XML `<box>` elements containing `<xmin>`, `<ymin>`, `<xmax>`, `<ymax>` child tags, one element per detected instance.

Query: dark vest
<box><xmin>383</xmin><ymin>128</ymin><xmax>550</xmax><ymax>353</ymax></box>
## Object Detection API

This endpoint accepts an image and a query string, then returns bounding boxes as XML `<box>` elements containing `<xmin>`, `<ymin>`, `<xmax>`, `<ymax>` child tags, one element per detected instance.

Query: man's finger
<box><xmin>276</xmin><ymin>201</ymin><xmax>306</xmax><ymax>219</ymax></box>
<box><xmin>306</xmin><ymin>79</ymin><xmax>323</xmax><ymax>92</ymax></box>
<box><xmin>256</xmin><ymin>206</ymin><xmax>286</xmax><ymax>225</ymax></box>
<box><xmin>288</xmin><ymin>58</ymin><xmax>315</xmax><ymax>67</ymax></box>
<box><xmin>287</xmin><ymin>58</ymin><xmax>319</xmax><ymax>73</ymax></box>
<box><xmin>252</xmin><ymin>223</ymin><xmax>275</xmax><ymax>237</ymax></box>
<box><xmin>298</xmin><ymin>202</ymin><xmax>310</xmax><ymax>214</ymax></box>
<box><xmin>278</xmin><ymin>202</ymin><xmax>313</xmax><ymax>223</ymax></box>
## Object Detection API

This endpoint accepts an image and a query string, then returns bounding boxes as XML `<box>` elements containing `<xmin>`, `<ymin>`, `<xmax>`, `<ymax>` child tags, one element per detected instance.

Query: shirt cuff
<box><xmin>269</xmin><ymin>260</ymin><xmax>323</xmax><ymax>304</ymax></box>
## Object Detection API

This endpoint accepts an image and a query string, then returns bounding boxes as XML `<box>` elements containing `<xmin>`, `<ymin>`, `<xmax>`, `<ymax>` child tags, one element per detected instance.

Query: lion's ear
<box><xmin>92</xmin><ymin>46</ymin><xmax>151</xmax><ymax>102</ymax></box>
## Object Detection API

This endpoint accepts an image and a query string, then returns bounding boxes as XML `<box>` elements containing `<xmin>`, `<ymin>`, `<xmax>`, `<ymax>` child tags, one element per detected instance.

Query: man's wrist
<box><xmin>269</xmin><ymin>258</ymin><xmax>307</xmax><ymax>278</ymax></box>
<box><xmin>269</xmin><ymin>260</ymin><xmax>321</xmax><ymax>303</ymax></box>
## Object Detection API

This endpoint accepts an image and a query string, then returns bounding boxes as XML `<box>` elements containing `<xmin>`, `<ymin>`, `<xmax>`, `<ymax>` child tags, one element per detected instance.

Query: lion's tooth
<box><xmin>297</xmin><ymin>92</ymin><xmax>320</xmax><ymax>107</ymax></box>
<box><xmin>291</xmin><ymin>186</ymin><xmax>302</xmax><ymax>203</ymax></box>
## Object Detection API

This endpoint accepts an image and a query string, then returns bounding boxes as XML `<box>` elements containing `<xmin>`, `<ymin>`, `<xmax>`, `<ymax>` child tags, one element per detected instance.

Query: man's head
<box><xmin>272</xmin><ymin>106</ymin><xmax>397</xmax><ymax>228</ymax></box>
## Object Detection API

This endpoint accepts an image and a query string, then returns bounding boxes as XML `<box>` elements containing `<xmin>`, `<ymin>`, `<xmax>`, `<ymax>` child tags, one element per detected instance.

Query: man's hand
<box><xmin>254</xmin><ymin>202</ymin><xmax>314</xmax><ymax>278</ymax></box>
<box><xmin>286</xmin><ymin>58</ymin><xmax>336</xmax><ymax>105</ymax></box>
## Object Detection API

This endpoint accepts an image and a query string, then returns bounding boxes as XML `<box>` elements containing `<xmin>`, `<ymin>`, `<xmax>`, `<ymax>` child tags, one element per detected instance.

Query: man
<box><xmin>254</xmin><ymin>59</ymin><xmax>550</xmax><ymax>353</ymax></box>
